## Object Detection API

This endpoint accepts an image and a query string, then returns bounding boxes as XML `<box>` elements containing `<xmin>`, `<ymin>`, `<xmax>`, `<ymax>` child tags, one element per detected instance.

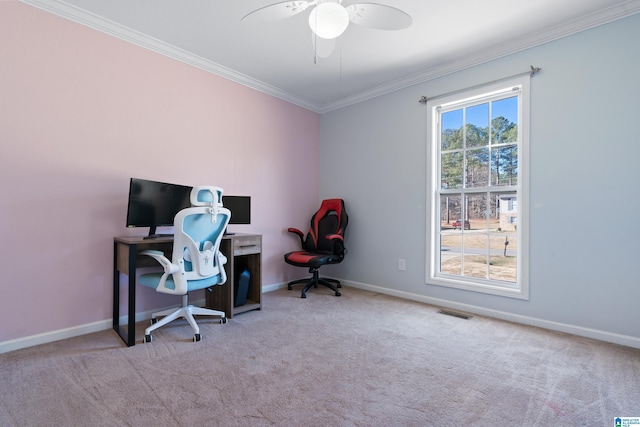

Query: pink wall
<box><xmin>0</xmin><ymin>3</ymin><xmax>320</xmax><ymax>342</ymax></box>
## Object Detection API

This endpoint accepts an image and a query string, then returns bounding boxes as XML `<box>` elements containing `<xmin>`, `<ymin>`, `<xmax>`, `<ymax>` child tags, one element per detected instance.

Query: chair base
<box><xmin>144</xmin><ymin>295</ymin><xmax>226</xmax><ymax>342</ymax></box>
<box><xmin>287</xmin><ymin>270</ymin><xmax>342</xmax><ymax>298</ymax></box>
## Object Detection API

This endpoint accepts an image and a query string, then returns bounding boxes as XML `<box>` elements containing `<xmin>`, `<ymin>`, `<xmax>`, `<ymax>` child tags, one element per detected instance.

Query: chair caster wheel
<box><xmin>287</xmin><ymin>285</ymin><xmax>292</xmax><ymax>290</ymax></box>
<box><xmin>143</xmin><ymin>334</ymin><xmax>152</xmax><ymax>343</ymax></box>
<box><xmin>335</xmin><ymin>291</ymin><xmax>341</xmax><ymax>297</ymax></box>
<box><xmin>220</xmin><ymin>317</ymin><xmax>227</xmax><ymax>324</ymax></box>
<box><xmin>337</xmin><ymin>284</ymin><xmax>342</xmax><ymax>288</ymax></box>
<box><xmin>193</xmin><ymin>334</ymin><xmax>201</xmax><ymax>342</ymax></box>
<box><xmin>151</xmin><ymin>318</ymin><xmax>158</xmax><ymax>324</ymax></box>
<box><xmin>301</xmin><ymin>293</ymin><xmax>307</xmax><ymax>298</ymax></box>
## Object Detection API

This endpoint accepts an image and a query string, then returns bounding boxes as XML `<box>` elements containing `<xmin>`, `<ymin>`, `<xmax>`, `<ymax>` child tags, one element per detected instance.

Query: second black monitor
<box><xmin>224</xmin><ymin>195</ymin><xmax>251</xmax><ymax>224</ymax></box>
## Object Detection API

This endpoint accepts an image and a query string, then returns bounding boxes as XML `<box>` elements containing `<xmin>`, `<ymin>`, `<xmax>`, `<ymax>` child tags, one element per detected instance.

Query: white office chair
<box><xmin>138</xmin><ymin>185</ymin><xmax>231</xmax><ymax>342</ymax></box>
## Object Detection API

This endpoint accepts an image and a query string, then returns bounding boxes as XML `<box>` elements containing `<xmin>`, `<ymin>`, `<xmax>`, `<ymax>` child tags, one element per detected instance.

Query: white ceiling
<box><xmin>23</xmin><ymin>0</ymin><xmax>640</xmax><ymax>113</ymax></box>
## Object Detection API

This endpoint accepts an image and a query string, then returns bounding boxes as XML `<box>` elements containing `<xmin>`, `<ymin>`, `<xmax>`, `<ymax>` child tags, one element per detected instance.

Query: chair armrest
<box><xmin>287</xmin><ymin>228</ymin><xmax>305</xmax><ymax>246</ymax></box>
<box><xmin>325</xmin><ymin>234</ymin><xmax>347</xmax><ymax>257</ymax></box>
<box><xmin>139</xmin><ymin>250</ymin><xmax>179</xmax><ymax>274</ymax></box>
<box><xmin>287</xmin><ymin>227</ymin><xmax>303</xmax><ymax>237</ymax></box>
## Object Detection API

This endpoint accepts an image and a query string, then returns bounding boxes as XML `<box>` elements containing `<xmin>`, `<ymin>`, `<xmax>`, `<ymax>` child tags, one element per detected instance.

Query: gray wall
<box><xmin>319</xmin><ymin>13</ymin><xmax>640</xmax><ymax>347</ymax></box>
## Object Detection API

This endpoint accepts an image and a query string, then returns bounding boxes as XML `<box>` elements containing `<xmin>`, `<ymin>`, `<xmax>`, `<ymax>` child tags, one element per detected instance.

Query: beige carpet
<box><xmin>1</xmin><ymin>287</ymin><xmax>639</xmax><ymax>426</ymax></box>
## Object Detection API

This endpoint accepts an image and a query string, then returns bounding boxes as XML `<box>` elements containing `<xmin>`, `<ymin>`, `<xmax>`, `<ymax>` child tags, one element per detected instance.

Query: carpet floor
<box><xmin>1</xmin><ymin>287</ymin><xmax>639</xmax><ymax>426</ymax></box>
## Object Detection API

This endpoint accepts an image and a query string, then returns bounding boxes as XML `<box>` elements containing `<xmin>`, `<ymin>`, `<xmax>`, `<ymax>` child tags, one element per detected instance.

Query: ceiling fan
<box><xmin>242</xmin><ymin>1</ymin><xmax>412</xmax><ymax>60</ymax></box>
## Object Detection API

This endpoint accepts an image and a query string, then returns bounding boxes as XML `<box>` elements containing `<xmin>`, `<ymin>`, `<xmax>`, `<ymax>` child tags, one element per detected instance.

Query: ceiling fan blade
<box><xmin>346</xmin><ymin>3</ymin><xmax>412</xmax><ymax>30</ymax></box>
<box><xmin>242</xmin><ymin>1</ymin><xmax>313</xmax><ymax>24</ymax></box>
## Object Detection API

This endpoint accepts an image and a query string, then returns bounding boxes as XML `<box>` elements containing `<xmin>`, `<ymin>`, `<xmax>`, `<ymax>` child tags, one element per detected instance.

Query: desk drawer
<box><xmin>233</xmin><ymin>235</ymin><xmax>261</xmax><ymax>255</ymax></box>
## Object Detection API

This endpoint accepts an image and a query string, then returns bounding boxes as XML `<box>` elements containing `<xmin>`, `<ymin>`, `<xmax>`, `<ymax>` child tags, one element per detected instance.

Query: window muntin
<box><xmin>427</xmin><ymin>76</ymin><xmax>529</xmax><ymax>299</ymax></box>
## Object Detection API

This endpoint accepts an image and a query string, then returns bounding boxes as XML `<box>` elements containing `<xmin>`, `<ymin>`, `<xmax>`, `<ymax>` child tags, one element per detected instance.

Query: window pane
<box><xmin>463</xmin><ymin>193</ymin><xmax>489</xmax><ymax>279</ymax></box>
<box><xmin>441</xmin><ymin>152</ymin><xmax>463</xmax><ymax>189</ymax></box>
<box><xmin>466</xmin><ymin>193</ymin><xmax>487</xmax><ymax>228</ymax></box>
<box><xmin>489</xmin><ymin>190</ymin><xmax>517</xmax><ymax>281</ymax></box>
<box><xmin>440</xmin><ymin>241</ymin><xmax>462</xmax><ymax>276</ymax></box>
<box><xmin>440</xmin><ymin>194</ymin><xmax>462</xmax><ymax>275</ymax></box>
<box><xmin>491</xmin><ymin>145</ymin><xmax>518</xmax><ymax>186</ymax></box>
<box><xmin>440</xmin><ymin>194</ymin><xmax>461</xmax><ymax>227</ymax></box>
<box><xmin>491</xmin><ymin>192</ymin><xmax>518</xmax><ymax>232</ymax></box>
<box><xmin>466</xmin><ymin>103</ymin><xmax>489</xmax><ymax>148</ymax></box>
<box><xmin>441</xmin><ymin>109</ymin><xmax>463</xmax><ymax>150</ymax></box>
<box><xmin>466</xmin><ymin>148</ymin><xmax>489</xmax><ymax>188</ymax></box>
<box><xmin>463</xmin><ymin>232</ymin><xmax>489</xmax><ymax>279</ymax></box>
<box><xmin>489</xmin><ymin>232</ymin><xmax>517</xmax><ymax>282</ymax></box>
<box><xmin>491</xmin><ymin>97</ymin><xmax>518</xmax><ymax>144</ymax></box>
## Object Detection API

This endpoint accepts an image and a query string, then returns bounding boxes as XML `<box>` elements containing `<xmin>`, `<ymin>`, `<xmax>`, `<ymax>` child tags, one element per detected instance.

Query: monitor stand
<box><xmin>143</xmin><ymin>226</ymin><xmax>173</xmax><ymax>239</ymax></box>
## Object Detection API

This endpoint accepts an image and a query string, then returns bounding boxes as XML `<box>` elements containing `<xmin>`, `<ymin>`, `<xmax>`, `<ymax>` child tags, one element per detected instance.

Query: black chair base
<box><xmin>287</xmin><ymin>270</ymin><xmax>342</xmax><ymax>298</ymax></box>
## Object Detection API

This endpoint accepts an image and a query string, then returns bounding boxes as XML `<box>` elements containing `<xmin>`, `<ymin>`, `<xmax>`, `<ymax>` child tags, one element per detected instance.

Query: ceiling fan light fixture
<box><xmin>308</xmin><ymin>2</ymin><xmax>349</xmax><ymax>39</ymax></box>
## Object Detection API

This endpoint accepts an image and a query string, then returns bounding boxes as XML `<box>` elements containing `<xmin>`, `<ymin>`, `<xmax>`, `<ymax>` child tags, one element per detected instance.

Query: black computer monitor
<box><xmin>223</xmin><ymin>195</ymin><xmax>251</xmax><ymax>225</ymax></box>
<box><xmin>126</xmin><ymin>178</ymin><xmax>192</xmax><ymax>238</ymax></box>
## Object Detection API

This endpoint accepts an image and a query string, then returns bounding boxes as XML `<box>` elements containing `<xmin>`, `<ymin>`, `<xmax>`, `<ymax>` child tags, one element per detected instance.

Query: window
<box><xmin>426</xmin><ymin>75</ymin><xmax>530</xmax><ymax>299</ymax></box>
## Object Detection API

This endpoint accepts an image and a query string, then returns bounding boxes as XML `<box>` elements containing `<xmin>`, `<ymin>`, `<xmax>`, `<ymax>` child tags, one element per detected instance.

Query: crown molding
<box><xmin>19</xmin><ymin>0</ymin><xmax>323</xmax><ymax>112</ymax></box>
<box><xmin>20</xmin><ymin>0</ymin><xmax>640</xmax><ymax>114</ymax></box>
<box><xmin>320</xmin><ymin>0</ymin><xmax>640</xmax><ymax>113</ymax></box>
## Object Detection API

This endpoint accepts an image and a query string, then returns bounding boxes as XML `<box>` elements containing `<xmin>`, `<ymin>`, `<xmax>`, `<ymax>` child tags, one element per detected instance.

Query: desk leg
<box><xmin>126</xmin><ymin>244</ymin><xmax>137</xmax><ymax>346</ymax></box>
<box><xmin>113</xmin><ymin>243</ymin><xmax>138</xmax><ymax>347</ymax></box>
<box><xmin>112</xmin><ymin>242</ymin><xmax>119</xmax><ymax>332</ymax></box>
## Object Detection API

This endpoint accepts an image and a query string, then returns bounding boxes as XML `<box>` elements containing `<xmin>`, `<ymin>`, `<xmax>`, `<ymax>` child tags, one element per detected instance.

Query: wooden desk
<box><xmin>113</xmin><ymin>233</ymin><xmax>262</xmax><ymax>346</ymax></box>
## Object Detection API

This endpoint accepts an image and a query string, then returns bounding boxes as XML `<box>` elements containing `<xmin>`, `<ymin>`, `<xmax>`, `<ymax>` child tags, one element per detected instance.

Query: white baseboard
<box><xmin>0</xmin><ymin>320</ymin><xmax>112</xmax><ymax>355</ymax></box>
<box><xmin>0</xmin><ymin>299</ymin><xmax>206</xmax><ymax>355</ymax></box>
<box><xmin>341</xmin><ymin>279</ymin><xmax>640</xmax><ymax>350</ymax></box>
<box><xmin>4</xmin><ymin>281</ymin><xmax>638</xmax><ymax>354</ymax></box>
<box><xmin>262</xmin><ymin>282</ymin><xmax>288</xmax><ymax>293</ymax></box>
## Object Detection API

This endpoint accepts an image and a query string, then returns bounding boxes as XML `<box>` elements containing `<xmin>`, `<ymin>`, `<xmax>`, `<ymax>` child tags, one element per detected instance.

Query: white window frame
<box><xmin>425</xmin><ymin>75</ymin><xmax>530</xmax><ymax>299</ymax></box>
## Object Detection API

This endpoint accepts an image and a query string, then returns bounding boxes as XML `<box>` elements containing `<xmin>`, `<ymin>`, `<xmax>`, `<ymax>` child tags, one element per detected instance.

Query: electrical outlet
<box><xmin>398</xmin><ymin>258</ymin><xmax>406</xmax><ymax>271</ymax></box>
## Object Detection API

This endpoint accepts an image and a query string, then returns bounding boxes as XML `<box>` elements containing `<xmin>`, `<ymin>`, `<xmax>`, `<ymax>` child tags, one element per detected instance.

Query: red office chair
<box><xmin>284</xmin><ymin>199</ymin><xmax>348</xmax><ymax>298</ymax></box>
